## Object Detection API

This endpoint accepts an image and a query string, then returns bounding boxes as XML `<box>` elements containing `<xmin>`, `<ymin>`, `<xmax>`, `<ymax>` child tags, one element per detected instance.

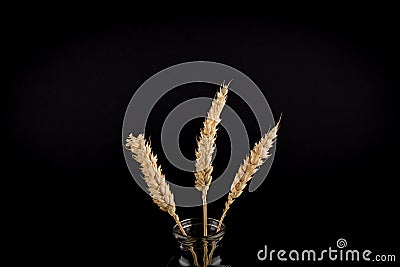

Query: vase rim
<box><xmin>173</xmin><ymin>217</ymin><xmax>226</xmax><ymax>242</ymax></box>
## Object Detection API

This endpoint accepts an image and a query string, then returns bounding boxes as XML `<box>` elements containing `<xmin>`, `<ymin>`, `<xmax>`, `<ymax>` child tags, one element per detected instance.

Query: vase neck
<box><xmin>171</xmin><ymin>218</ymin><xmax>226</xmax><ymax>266</ymax></box>
<box><xmin>173</xmin><ymin>218</ymin><xmax>225</xmax><ymax>247</ymax></box>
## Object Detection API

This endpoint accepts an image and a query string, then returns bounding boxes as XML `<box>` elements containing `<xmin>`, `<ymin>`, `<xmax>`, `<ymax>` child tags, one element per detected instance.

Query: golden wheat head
<box><xmin>218</xmin><ymin>117</ymin><xmax>281</xmax><ymax>229</ymax></box>
<box><xmin>125</xmin><ymin>133</ymin><xmax>188</xmax><ymax>234</ymax></box>
<box><xmin>194</xmin><ymin>82</ymin><xmax>229</xmax><ymax>193</ymax></box>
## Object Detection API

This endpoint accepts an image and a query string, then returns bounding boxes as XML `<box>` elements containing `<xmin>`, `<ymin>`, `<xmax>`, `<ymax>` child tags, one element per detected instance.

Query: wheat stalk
<box><xmin>194</xmin><ymin>82</ymin><xmax>229</xmax><ymax>237</ymax></box>
<box><xmin>125</xmin><ymin>133</ymin><xmax>199</xmax><ymax>266</ymax></box>
<box><xmin>217</xmin><ymin>117</ymin><xmax>281</xmax><ymax>230</ymax></box>
<box><xmin>207</xmin><ymin>117</ymin><xmax>281</xmax><ymax>262</ymax></box>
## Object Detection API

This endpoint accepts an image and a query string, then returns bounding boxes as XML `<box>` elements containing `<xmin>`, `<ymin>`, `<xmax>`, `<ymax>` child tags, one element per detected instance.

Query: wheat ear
<box><xmin>125</xmin><ymin>134</ymin><xmax>187</xmax><ymax>233</ymax></box>
<box><xmin>194</xmin><ymin>82</ymin><xmax>228</xmax><ymax>237</ymax></box>
<box><xmin>217</xmin><ymin>117</ymin><xmax>281</xmax><ymax>230</ymax></box>
<box><xmin>125</xmin><ymin>134</ymin><xmax>199</xmax><ymax>267</ymax></box>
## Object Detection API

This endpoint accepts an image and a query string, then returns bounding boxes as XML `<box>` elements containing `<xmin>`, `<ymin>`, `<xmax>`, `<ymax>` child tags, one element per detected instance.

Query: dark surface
<box><xmin>3</xmin><ymin>6</ymin><xmax>399</xmax><ymax>266</ymax></box>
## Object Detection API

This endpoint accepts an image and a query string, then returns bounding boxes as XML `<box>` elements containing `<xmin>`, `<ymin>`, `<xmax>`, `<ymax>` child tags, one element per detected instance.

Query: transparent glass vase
<box><xmin>167</xmin><ymin>218</ymin><xmax>230</xmax><ymax>267</ymax></box>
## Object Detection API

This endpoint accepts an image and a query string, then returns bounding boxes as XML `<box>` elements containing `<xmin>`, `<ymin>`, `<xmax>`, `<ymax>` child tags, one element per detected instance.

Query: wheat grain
<box><xmin>217</xmin><ymin>117</ymin><xmax>281</xmax><ymax>230</ymax></box>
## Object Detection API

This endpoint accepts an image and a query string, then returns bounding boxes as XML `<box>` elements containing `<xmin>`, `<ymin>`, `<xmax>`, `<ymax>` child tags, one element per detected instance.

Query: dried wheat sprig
<box><xmin>125</xmin><ymin>133</ymin><xmax>199</xmax><ymax>266</ymax></box>
<box><xmin>194</xmin><ymin>82</ymin><xmax>229</xmax><ymax>237</ymax></box>
<box><xmin>217</xmin><ymin>117</ymin><xmax>281</xmax><ymax>230</ymax></box>
<box><xmin>125</xmin><ymin>134</ymin><xmax>180</xmax><ymax>222</ymax></box>
<box><xmin>125</xmin><ymin>134</ymin><xmax>199</xmax><ymax>266</ymax></box>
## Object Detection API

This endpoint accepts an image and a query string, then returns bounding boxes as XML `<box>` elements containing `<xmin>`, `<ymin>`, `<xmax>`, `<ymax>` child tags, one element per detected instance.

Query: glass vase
<box><xmin>167</xmin><ymin>218</ymin><xmax>230</xmax><ymax>267</ymax></box>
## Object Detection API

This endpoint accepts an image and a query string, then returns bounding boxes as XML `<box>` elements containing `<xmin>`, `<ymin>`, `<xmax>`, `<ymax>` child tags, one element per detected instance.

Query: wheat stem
<box><xmin>203</xmin><ymin>242</ymin><xmax>209</xmax><ymax>267</ymax></box>
<box><xmin>173</xmin><ymin>214</ymin><xmax>199</xmax><ymax>267</ymax></box>
<box><xmin>202</xmin><ymin>192</ymin><xmax>208</xmax><ymax>236</ymax></box>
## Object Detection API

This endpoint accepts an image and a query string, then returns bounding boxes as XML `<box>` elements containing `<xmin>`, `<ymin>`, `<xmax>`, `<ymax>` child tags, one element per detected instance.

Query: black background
<box><xmin>3</xmin><ymin>6</ymin><xmax>399</xmax><ymax>266</ymax></box>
